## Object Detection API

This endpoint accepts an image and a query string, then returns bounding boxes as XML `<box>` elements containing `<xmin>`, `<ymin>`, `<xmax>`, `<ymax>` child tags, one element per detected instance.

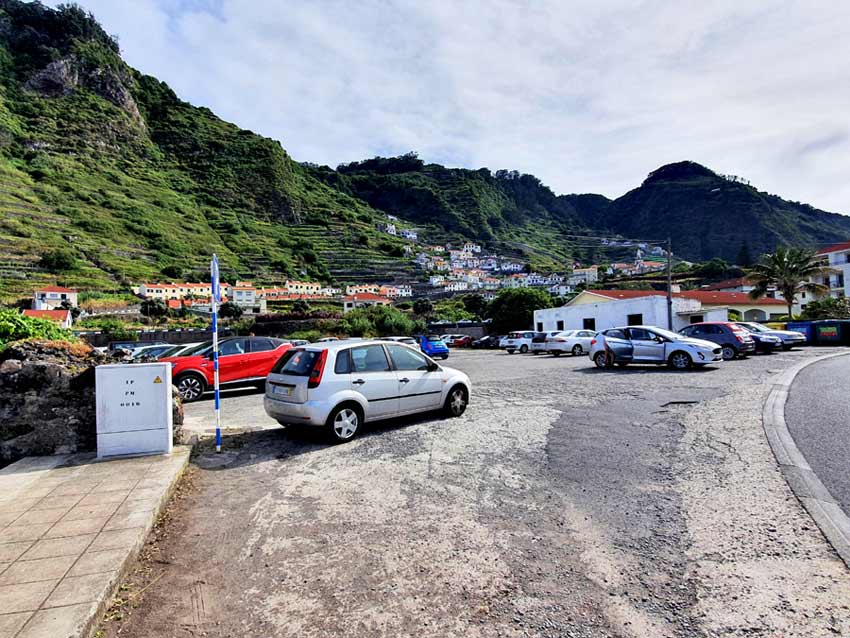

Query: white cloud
<box><xmin>50</xmin><ymin>0</ymin><xmax>850</xmax><ymax>213</ymax></box>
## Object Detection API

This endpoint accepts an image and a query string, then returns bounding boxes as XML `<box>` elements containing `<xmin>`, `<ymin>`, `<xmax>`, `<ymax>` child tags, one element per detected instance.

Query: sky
<box><xmin>48</xmin><ymin>0</ymin><xmax>850</xmax><ymax>213</ymax></box>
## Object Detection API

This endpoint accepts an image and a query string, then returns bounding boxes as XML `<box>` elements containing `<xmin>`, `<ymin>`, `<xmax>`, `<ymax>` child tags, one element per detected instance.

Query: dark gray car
<box><xmin>678</xmin><ymin>322</ymin><xmax>755</xmax><ymax>360</ymax></box>
<box><xmin>733</xmin><ymin>322</ymin><xmax>806</xmax><ymax>350</ymax></box>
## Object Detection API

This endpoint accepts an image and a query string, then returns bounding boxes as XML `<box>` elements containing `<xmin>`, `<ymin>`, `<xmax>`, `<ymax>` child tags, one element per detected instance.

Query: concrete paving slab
<box><xmin>0</xmin><ymin>611</ymin><xmax>30</xmax><ymax>637</ymax></box>
<box><xmin>0</xmin><ymin>446</ymin><xmax>190</xmax><ymax>637</ymax></box>
<box><xmin>15</xmin><ymin>602</ymin><xmax>92</xmax><ymax>638</ymax></box>
<box><xmin>0</xmin><ymin>556</ymin><xmax>76</xmax><ymax>587</ymax></box>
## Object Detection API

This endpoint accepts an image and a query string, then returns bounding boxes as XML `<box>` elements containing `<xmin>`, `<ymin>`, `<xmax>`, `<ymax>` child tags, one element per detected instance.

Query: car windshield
<box><xmin>742</xmin><ymin>322</ymin><xmax>768</xmax><ymax>332</ymax></box>
<box><xmin>179</xmin><ymin>341</ymin><xmax>213</xmax><ymax>356</ymax></box>
<box><xmin>650</xmin><ymin>327</ymin><xmax>682</xmax><ymax>341</ymax></box>
<box><xmin>427</xmin><ymin>335</ymin><xmax>443</xmax><ymax>343</ymax></box>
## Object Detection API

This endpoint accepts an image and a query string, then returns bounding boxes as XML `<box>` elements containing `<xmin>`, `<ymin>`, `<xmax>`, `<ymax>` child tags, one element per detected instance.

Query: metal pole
<box><xmin>211</xmin><ymin>255</ymin><xmax>221</xmax><ymax>453</ymax></box>
<box><xmin>666</xmin><ymin>238</ymin><xmax>673</xmax><ymax>330</ymax></box>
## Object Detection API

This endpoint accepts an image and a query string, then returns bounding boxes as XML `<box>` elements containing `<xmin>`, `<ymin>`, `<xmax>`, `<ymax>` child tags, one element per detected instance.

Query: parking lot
<box><xmin>104</xmin><ymin>348</ymin><xmax>850</xmax><ymax>638</ymax></box>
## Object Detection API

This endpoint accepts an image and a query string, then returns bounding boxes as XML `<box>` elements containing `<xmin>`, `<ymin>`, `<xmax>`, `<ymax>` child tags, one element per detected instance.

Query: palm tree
<box><xmin>747</xmin><ymin>247</ymin><xmax>833</xmax><ymax>319</ymax></box>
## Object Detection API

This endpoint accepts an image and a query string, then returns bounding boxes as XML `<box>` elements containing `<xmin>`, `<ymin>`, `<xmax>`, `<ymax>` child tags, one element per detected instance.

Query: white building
<box><xmin>429</xmin><ymin>275</ymin><xmax>446</xmax><ymax>287</ymax></box>
<box><xmin>400</xmin><ymin>229</ymin><xmax>418</xmax><ymax>241</ymax></box>
<box><xmin>446</xmin><ymin>281</ymin><xmax>469</xmax><ymax>292</ymax></box>
<box><xmin>343</xmin><ymin>293</ymin><xmax>392</xmax><ymax>313</ymax></box>
<box><xmin>548</xmin><ymin>283</ymin><xmax>573</xmax><ymax>297</ymax></box>
<box><xmin>23</xmin><ymin>309</ymin><xmax>73</xmax><ymax>328</ymax></box>
<box><xmin>463</xmin><ymin>242</ymin><xmax>482</xmax><ymax>254</ymax></box>
<box><xmin>533</xmin><ymin>289</ymin><xmax>786</xmax><ymax>333</ymax></box>
<box><xmin>383</xmin><ymin>223</ymin><xmax>397</xmax><ymax>236</ymax></box>
<box><xmin>32</xmin><ymin>286</ymin><xmax>78</xmax><ymax>310</ymax></box>
<box><xmin>500</xmin><ymin>262</ymin><xmax>524</xmax><ymax>272</ymax></box>
<box><xmin>815</xmin><ymin>241</ymin><xmax>850</xmax><ymax>299</ymax></box>
<box><xmin>396</xmin><ymin>284</ymin><xmax>413</xmax><ymax>298</ymax></box>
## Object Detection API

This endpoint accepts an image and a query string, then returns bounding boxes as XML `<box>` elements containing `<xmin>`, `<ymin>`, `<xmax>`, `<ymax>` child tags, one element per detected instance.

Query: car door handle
<box><xmin>399</xmin><ymin>378</ymin><xmax>410</xmax><ymax>383</ymax></box>
<box><xmin>352</xmin><ymin>378</ymin><xmax>366</xmax><ymax>385</ymax></box>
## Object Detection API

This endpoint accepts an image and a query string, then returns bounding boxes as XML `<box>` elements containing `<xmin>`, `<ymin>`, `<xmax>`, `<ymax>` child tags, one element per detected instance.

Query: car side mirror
<box><xmin>427</xmin><ymin>362</ymin><xmax>440</xmax><ymax>372</ymax></box>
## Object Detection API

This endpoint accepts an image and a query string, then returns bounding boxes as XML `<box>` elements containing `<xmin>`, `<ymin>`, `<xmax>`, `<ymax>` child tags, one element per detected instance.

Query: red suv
<box><xmin>160</xmin><ymin>337</ymin><xmax>291</xmax><ymax>402</ymax></box>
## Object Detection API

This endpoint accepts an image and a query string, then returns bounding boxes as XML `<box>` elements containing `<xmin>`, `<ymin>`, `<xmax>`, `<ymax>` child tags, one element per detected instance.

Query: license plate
<box><xmin>274</xmin><ymin>385</ymin><xmax>293</xmax><ymax>396</ymax></box>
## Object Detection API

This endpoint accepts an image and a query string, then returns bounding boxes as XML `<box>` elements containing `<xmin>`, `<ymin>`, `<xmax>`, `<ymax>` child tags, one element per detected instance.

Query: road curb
<box><xmin>763</xmin><ymin>351</ymin><xmax>850</xmax><ymax>569</ymax></box>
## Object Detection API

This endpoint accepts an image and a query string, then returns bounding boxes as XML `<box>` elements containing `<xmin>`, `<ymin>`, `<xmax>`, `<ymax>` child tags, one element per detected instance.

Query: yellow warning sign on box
<box><xmin>153</xmin><ymin>376</ymin><xmax>162</xmax><ymax>384</ymax></box>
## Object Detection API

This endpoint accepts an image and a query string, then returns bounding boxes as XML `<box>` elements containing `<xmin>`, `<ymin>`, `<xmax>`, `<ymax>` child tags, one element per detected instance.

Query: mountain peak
<box><xmin>643</xmin><ymin>161</ymin><xmax>717</xmax><ymax>185</ymax></box>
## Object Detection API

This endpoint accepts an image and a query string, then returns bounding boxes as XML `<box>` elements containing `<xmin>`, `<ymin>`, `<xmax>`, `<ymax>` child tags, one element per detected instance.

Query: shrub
<box><xmin>38</xmin><ymin>248</ymin><xmax>78</xmax><ymax>272</ymax></box>
<box><xmin>0</xmin><ymin>309</ymin><xmax>75</xmax><ymax>348</ymax></box>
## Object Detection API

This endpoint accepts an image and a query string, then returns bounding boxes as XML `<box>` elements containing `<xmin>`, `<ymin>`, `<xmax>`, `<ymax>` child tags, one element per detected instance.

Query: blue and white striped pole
<box><xmin>210</xmin><ymin>254</ymin><xmax>222</xmax><ymax>453</ymax></box>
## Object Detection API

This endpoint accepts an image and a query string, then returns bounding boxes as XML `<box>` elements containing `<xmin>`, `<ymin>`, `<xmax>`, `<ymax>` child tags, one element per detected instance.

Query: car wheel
<box><xmin>444</xmin><ymin>385</ymin><xmax>468</xmax><ymax>417</ymax></box>
<box><xmin>552</xmin><ymin>351</ymin><xmax>561</xmax><ymax>357</ymax></box>
<box><xmin>532</xmin><ymin>350</ymin><xmax>540</xmax><ymax>355</ymax></box>
<box><xmin>720</xmin><ymin>345</ymin><xmax>737</xmax><ymax>361</ymax></box>
<box><xmin>507</xmin><ymin>349</ymin><xmax>515</xmax><ymax>354</ymax></box>
<box><xmin>668</xmin><ymin>351</ymin><xmax>692</xmax><ymax>370</ymax></box>
<box><xmin>781</xmin><ymin>344</ymin><xmax>792</xmax><ymax>351</ymax></box>
<box><xmin>571</xmin><ymin>344</ymin><xmax>583</xmax><ymax>356</ymax></box>
<box><xmin>175</xmin><ymin>373</ymin><xmax>205</xmax><ymax>402</ymax></box>
<box><xmin>594</xmin><ymin>351</ymin><xmax>613</xmax><ymax>369</ymax></box>
<box><xmin>441</xmin><ymin>355</ymin><xmax>449</xmax><ymax>360</ymax></box>
<box><xmin>327</xmin><ymin>404</ymin><xmax>362</xmax><ymax>443</ymax></box>
<box><xmin>519</xmin><ymin>345</ymin><xmax>529</xmax><ymax>354</ymax></box>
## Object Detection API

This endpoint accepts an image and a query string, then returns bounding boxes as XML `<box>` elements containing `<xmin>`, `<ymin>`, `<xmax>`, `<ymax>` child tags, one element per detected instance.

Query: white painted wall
<box><xmin>534</xmin><ymin>297</ymin><xmax>728</xmax><ymax>332</ymax></box>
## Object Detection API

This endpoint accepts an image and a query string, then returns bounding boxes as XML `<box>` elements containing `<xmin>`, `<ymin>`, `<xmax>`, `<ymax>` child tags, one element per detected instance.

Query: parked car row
<box><xmin>498</xmin><ymin>330</ymin><xmax>597</xmax><ymax>356</ymax></box>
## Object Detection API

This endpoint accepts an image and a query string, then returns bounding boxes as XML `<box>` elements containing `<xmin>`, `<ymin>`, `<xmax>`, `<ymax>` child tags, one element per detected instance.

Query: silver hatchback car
<box><xmin>264</xmin><ymin>340</ymin><xmax>472</xmax><ymax>442</ymax></box>
<box><xmin>589</xmin><ymin>326</ymin><xmax>722</xmax><ymax>370</ymax></box>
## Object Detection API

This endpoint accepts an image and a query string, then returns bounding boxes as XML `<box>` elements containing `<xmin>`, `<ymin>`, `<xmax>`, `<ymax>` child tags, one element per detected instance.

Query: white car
<box><xmin>545</xmin><ymin>330</ymin><xmax>597</xmax><ymax>356</ymax></box>
<box><xmin>264</xmin><ymin>340</ymin><xmax>471</xmax><ymax>442</ymax></box>
<box><xmin>499</xmin><ymin>330</ymin><xmax>535</xmax><ymax>354</ymax></box>
<box><xmin>588</xmin><ymin>325</ymin><xmax>723</xmax><ymax>370</ymax></box>
<box><xmin>530</xmin><ymin>331</ymin><xmax>562</xmax><ymax>354</ymax></box>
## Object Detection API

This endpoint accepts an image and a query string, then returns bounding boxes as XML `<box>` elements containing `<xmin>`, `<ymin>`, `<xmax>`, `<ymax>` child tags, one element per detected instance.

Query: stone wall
<box><xmin>0</xmin><ymin>340</ymin><xmax>183</xmax><ymax>464</ymax></box>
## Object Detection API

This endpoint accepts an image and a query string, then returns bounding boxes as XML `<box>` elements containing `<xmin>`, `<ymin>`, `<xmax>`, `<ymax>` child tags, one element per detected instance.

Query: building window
<box><xmin>556</xmin><ymin>320</ymin><xmax>564</xmax><ymax>331</ymax></box>
<box><xmin>627</xmin><ymin>313</ymin><xmax>643</xmax><ymax>326</ymax></box>
<box><xmin>689</xmin><ymin>315</ymin><xmax>704</xmax><ymax>324</ymax></box>
<box><xmin>801</xmin><ymin>292</ymin><xmax>806</xmax><ymax>299</ymax></box>
<box><xmin>582</xmin><ymin>318</ymin><xmax>596</xmax><ymax>330</ymax></box>
<box><xmin>536</xmin><ymin>322</ymin><xmax>543</xmax><ymax>332</ymax></box>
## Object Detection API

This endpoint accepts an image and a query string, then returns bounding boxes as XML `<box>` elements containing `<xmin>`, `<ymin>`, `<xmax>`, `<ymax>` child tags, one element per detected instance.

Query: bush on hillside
<box><xmin>0</xmin><ymin>308</ymin><xmax>75</xmax><ymax>348</ymax></box>
<box><xmin>38</xmin><ymin>248</ymin><xmax>78</xmax><ymax>273</ymax></box>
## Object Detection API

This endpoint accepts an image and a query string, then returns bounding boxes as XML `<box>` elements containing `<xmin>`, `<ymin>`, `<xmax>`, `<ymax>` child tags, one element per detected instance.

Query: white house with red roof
<box><xmin>23</xmin><ymin>309</ymin><xmax>73</xmax><ymax>329</ymax></box>
<box><xmin>32</xmin><ymin>286</ymin><xmax>77</xmax><ymax>311</ymax></box>
<box><xmin>533</xmin><ymin>289</ymin><xmax>786</xmax><ymax>333</ymax></box>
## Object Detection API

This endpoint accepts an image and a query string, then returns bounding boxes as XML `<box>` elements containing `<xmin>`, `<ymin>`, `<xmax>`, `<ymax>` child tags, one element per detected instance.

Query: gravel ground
<box><xmin>99</xmin><ymin>347</ymin><xmax>850</xmax><ymax>638</ymax></box>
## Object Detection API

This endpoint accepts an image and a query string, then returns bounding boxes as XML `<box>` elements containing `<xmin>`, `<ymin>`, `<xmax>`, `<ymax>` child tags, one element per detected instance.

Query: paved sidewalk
<box><xmin>0</xmin><ymin>448</ymin><xmax>190</xmax><ymax>638</ymax></box>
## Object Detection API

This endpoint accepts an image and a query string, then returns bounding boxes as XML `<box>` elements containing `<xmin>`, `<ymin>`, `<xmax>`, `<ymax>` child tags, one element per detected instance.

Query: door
<box><xmin>627</xmin><ymin>327</ymin><xmax>666</xmax><ymax>361</ymax></box>
<box><xmin>603</xmin><ymin>329</ymin><xmax>633</xmax><ymax>362</ymax></box>
<box><xmin>246</xmin><ymin>338</ymin><xmax>282</xmax><ymax>378</ymax></box>
<box><xmin>218</xmin><ymin>338</ymin><xmax>249</xmax><ymax>383</ymax></box>
<box><xmin>386</xmin><ymin>345</ymin><xmax>443</xmax><ymax>414</ymax></box>
<box><xmin>350</xmin><ymin>345</ymin><xmax>399</xmax><ymax>419</ymax></box>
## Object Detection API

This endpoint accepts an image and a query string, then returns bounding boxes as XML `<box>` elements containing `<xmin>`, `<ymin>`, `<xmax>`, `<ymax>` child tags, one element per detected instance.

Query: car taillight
<box><xmin>735</xmin><ymin>334</ymin><xmax>745</xmax><ymax>343</ymax></box>
<box><xmin>590</xmin><ymin>339</ymin><xmax>597</xmax><ymax>346</ymax></box>
<box><xmin>308</xmin><ymin>350</ymin><xmax>328</xmax><ymax>389</ymax></box>
<box><xmin>554</xmin><ymin>338</ymin><xmax>567</xmax><ymax>342</ymax></box>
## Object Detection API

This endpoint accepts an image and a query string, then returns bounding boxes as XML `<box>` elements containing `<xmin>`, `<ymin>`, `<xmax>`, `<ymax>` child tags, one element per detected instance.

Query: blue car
<box><xmin>418</xmin><ymin>334</ymin><xmax>449</xmax><ymax>360</ymax></box>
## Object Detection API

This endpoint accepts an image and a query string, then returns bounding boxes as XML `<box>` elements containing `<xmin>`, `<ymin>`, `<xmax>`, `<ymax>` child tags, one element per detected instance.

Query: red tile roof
<box><xmin>36</xmin><ymin>286</ymin><xmax>76</xmax><ymax>293</ymax></box>
<box><xmin>23</xmin><ymin>309</ymin><xmax>70</xmax><ymax>322</ymax></box>
<box><xmin>585</xmin><ymin>289</ymin><xmax>785</xmax><ymax>305</ymax></box>
<box><xmin>678</xmin><ymin>290</ymin><xmax>786</xmax><ymax>305</ymax></box>
<box><xmin>817</xmin><ymin>240</ymin><xmax>850</xmax><ymax>255</ymax></box>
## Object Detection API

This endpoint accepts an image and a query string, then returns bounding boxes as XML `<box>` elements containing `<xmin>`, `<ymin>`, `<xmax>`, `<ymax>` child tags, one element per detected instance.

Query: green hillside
<box><xmin>0</xmin><ymin>0</ymin><xmax>413</xmax><ymax>301</ymax></box>
<box><xmin>595</xmin><ymin>162</ymin><xmax>850</xmax><ymax>262</ymax></box>
<box><xmin>1</xmin><ymin>2</ymin><xmax>849</xmax><ymax>303</ymax></box>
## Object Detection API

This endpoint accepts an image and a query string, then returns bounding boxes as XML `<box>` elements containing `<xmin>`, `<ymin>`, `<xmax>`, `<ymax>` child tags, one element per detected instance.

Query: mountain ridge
<box><xmin>0</xmin><ymin>0</ymin><xmax>848</xmax><ymax>303</ymax></box>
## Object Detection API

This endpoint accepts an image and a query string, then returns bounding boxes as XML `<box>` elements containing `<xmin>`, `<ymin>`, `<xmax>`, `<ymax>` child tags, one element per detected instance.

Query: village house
<box><xmin>463</xmin><ymin>242</ymin><xmax>482</xmax><ymax>254</ymax></box>
<box><xmin>399</xmin><ymin>229</ymin><xmax>418</xmax><ymax>241</ymax></box>
<box><xmin>346</xmin><ymin>284</ymin><xmax>381</xmax><ymax>296</ymax></box>
<box><xmin>815</xmin><ymin>240</ymin><xmax>850</xmax><ymax>299</ymax></box>
<box><xmin>32</xmin><ymin>286</ymin><xmax>78</xmax><ymax>310</ymax></box>
<box><xmin>284</xmin><ymin>280</ymin><xmax>323</xmax><ymax>296</ymax></box>
<box><xmin>23</xmin><ymin>308</ymin><xmax>73</xmax><ymax>329</ymax></box>
<box><xmin>343</xmin><ymin>293</ymin><xmax>392</xmax><ymax>313</ymax></box>
<box><xmin>429</xmin><ymin>275</ymin><xmax>446</xmax><ymax>287</ymax></box>
<box><xmin>500</xmin><ymin>261</ymin><xmax>524</xmax><ymax>272</ymax></box>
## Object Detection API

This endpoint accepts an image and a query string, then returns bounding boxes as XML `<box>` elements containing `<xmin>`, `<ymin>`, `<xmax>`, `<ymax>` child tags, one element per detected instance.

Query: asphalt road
<box><xmin>100</xmin><ymin>347</ymin><xmax>850</xmax><ymax>638</ymax></box>
<box><xmin>785</xmin><ymin>353</ymin><xmax>850</xmax><ymax>515</ymax></box>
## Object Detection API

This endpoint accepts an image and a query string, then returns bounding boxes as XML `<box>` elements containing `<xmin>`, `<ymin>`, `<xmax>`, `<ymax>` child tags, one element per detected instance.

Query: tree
<box><xmin>140</xmin><ymin>298</ymin><xmax>168</xmax><ymax>318</ymax></box>
<box><xmin>735</xmin><ymin>241</ymin><xmax>753</xmax><ymax>267</ymax></box>
<box><xmin>59</xmin><ymin>299</ymin><xmax>81</xmax><ymax>320</ymax></box>
<box><xmin>292</xmin><ymin>299</ymin><xmax>310</xmax><ymax>314</ymax></box>
<box><xmin>38</xmin><ymin>248</ymin><xmax>77</xmax><ymax>273</ymax></box>
<box><xmin>462</xmin><ymin>294</ymin><xmax>487</xmax><ymax>319</ymax></box>
<box><xmin>747</xmin><ymin>247</ymin><xmax>832</xmax><ymax>319</ymax></box>
<box><xmin>218</xmin><ymin>301</ymin><xmax>243</xmax><ymax>319</ymax></box>
<box><xmin>413</xmin><ymin>298</ymin><xmax>433</xmax><ymax>317</ymax></box>
<box><xmin>486</xmin><ymin>288</ymin><xmax>552</xmax><ymax>334</ymax></box>
<box><xmin>800</xmin><ymin>297</ymin><xmax>850</xmax><ymax>320</ymax></box>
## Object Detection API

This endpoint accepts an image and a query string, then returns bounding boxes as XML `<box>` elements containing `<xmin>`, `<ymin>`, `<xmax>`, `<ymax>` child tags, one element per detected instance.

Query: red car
<box><xmin>450</xmin><ymin>335</ymin><xmax>474</xmax><ymax>347</ymax></box>
<box><xmin>160</xmin><ymin>337</ymin><xmax>291</xmax><ymax>402</ymax></box>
